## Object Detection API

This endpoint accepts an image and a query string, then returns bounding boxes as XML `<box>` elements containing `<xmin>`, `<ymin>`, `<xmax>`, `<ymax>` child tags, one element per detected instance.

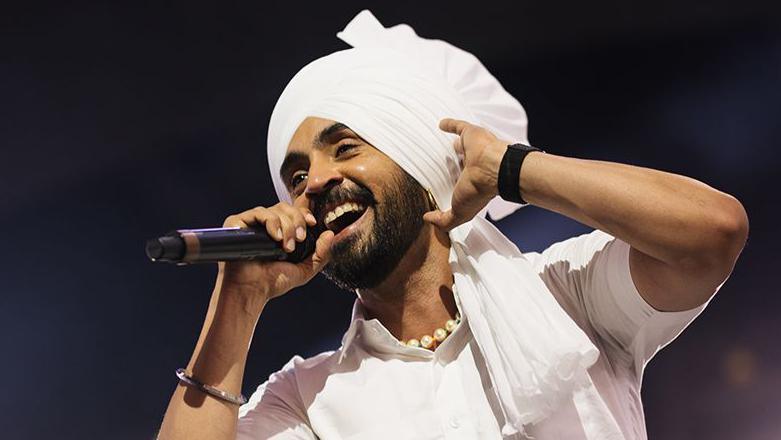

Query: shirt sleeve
<box><xmin>523</xmin><ymin>230</ymin><xmax>716</xmax><ymax>373</ymax></box>
<box><xmin>236</xmin><ymin>356</ymin><xmax>317</xmax><ymax>440</ymax></box>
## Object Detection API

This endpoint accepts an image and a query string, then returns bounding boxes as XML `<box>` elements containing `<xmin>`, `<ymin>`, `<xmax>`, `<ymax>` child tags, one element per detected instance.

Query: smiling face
<box><xmin>281</xmin><ymin>116</ymin><xmax>430</xmax><ymax>291</ymax></box>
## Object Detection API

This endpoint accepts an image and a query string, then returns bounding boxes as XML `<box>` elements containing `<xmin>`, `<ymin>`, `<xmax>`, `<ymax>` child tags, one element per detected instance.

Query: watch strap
<box><xmin>498</xmin><ymin>143</ymin><xmax>542</xmax><ymax>204</ymax></box>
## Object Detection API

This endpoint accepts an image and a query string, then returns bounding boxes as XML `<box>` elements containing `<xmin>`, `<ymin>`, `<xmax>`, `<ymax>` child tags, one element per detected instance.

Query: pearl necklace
<box><xmin>402</xmin><ymin>313</ymin><xmax>461</xmax><ymax>350</ymax></box>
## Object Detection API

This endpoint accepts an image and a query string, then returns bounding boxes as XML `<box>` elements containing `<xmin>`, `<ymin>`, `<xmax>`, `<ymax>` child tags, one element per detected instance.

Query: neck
<box><xmin>357</xmin><ymin>223</ymin><xmax>458</xmax><ymax>342</ymax></box>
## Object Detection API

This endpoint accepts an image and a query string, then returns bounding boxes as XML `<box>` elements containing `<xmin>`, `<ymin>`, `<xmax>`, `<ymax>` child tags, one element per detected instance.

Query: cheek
<box><xmin>345</xmin><ymin>153</ymin><xmax>404</xmax><ymax>201</ymax></box>
<box><xmin>350</xmin><ymin>155</ymin><xmax>398</xmax><ymax>182</ymax></box>
<box><xmin>347</xmin><ymin>161</ymin><xmax>381</xmax><ymax>192</ymax></box>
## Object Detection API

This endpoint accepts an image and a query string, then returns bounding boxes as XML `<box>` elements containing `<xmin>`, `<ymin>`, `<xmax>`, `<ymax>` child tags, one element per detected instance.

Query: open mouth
<box><xmin>323</xmin><ymin>201</ymin><xmax>368</xmax><ymax>235</ymax></box>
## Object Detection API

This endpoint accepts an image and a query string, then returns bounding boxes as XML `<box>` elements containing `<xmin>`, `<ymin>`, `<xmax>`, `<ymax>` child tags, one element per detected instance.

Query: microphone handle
<box><xmin>145</xmin><ymin>227</ymin><xmax>316</xmax><ymax>265</ymax></box>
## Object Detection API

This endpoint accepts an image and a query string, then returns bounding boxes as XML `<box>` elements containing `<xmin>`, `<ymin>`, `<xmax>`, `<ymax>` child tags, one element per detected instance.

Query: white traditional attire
<box><xmin>241</xmin><ymin>10</ymin><xmax>717</xmax><ymax>439</ymax></box>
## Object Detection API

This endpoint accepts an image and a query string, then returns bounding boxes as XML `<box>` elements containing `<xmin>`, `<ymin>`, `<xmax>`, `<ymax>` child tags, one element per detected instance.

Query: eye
<box><xmin>290</xmin><ymin>171</ymin><xmax>308</xmax><ymax>189</ymax></box>
<box><xmin>335</xmin><ymin>143</ymin><xmax>358</xmax><ymax>157</ymax></box>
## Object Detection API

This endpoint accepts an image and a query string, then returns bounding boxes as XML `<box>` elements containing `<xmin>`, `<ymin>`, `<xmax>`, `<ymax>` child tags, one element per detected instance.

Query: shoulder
<box><xmin>523</xmin><ymin>229</ymin><xmax>616</xmax><ymax>273</ymax></box>
<box><xmin>261</xmin><ymin>349</ymin><xmax>340</xmax><ymax>394</ymax></box>
<box><xmin>239</xmin><ymin>349</ymin><xmax>340</xmax><ymax>419</ymax></box>
<box><xmin>237</xmin><ymin>351</ymin><xmax>339</xmax><ymax>439</ymax></box>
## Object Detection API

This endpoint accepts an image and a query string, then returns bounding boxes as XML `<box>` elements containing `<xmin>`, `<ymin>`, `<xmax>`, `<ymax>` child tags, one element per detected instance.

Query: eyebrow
<box><xmin>278</xmin><ymin>122</ymin><xmax>353</xmax><ymax>185</ymax></box>
<box><xmin>317</xmin><ymin>122</ymin><xmax>351</xmax><ymax>146</ymax></box>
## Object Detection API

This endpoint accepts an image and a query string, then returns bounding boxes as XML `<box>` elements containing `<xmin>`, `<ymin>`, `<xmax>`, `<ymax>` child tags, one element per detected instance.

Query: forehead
<box><xmin>286</xmin><ymin>116</ymin><xmax>341</xmax><ymax>155</ymax></box>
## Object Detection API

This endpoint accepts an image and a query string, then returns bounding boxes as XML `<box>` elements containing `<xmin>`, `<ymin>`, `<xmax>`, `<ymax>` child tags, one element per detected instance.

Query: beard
<box><xmin>319</xmin><ymin>169</ymin><xmax>429</xmax><ymax>292</ymax></box>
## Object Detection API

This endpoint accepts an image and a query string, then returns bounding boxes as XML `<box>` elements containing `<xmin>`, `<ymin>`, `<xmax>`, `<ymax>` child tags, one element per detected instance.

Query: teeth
<box><xmin>324</xmin><ymin>202</ymin><xmax>366</xmax><ymax>226</ymax></box>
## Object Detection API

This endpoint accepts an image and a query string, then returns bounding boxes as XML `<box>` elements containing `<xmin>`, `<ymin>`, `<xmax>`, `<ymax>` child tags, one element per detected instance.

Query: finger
<box><xmin>299</xmin><ymin>207</ymin><xmax>317</xmax><ymax>227</ymax></box>
<box><xmin>424</xmin><ymin>172</ymin><xmax>485</xmax><ymax>231</ymax></box>
<box><xmin>263</xmin><ymin>215</ymin><xmax>283</xmax><ymax>241</ymax></box>
<box><xmin>234</xmin><ymin>207</ymin><xmax>273</xmax><ymax>230</ymax></box>
<box><xmin>423</xmin><ymin>209</ymin><xmax>457</xmax><ymax>231</ymax></box>
<box><xmin>422</xmin><ymin>210</ymin><xmax>440</xmax><ymax>225</ymax></box>
<box><xmin>276</xmin><ymin>213</ymin><xmax>296</xmax><ymax>252</ymax></box>
<box><xmin>439</xmin><ymin>118</ymin><xmax>469</xmax><ymax>135</ymax></box>
<box><xmin>223</xmin><ymin>214</ymin><xmax>249</xmax><ymax>229</ymax></box>
<box><xmin>279</xmin><ymin>203</ymin><xmax>308</xmax><ymax>242</ymax></box>
<box><xmin>241</xmin><ymin>207</ymin><xmax>282</xmax><ymax>241</ymax></box>
<box><xmin>445</xmin><ymin>173</ymin><xmax>488</xmax><ymax>229</ymax></box>
<box><xmin>292</xmin><ymin>196</ymin><xmax>318</xmax><ymax>226</ymax></box>
<box><xmin>255</xmin><ymin>205</ymin><xmax>295</xmax><ymax>251</ymax></box>
<box><xmin>291</xmin><ymin>229</ymin><xmax>335</xmax><ymax>286</ymax></box>
<box><xmin>304</xmin><ymin>211</ymin><xmax>317</xmax><ymax>227</ymax></box>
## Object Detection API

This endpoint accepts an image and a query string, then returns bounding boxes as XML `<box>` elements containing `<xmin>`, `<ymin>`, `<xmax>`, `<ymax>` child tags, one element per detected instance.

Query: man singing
<box><xmin>158</xmin><ymin>11</ymin><xmax>748</xmax><ymax>439</ymax></box>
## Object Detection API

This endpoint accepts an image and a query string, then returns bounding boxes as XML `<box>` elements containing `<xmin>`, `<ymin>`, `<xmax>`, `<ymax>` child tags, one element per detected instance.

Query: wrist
<box><xmin>483</xmin><ymin>139</ymin><xmax>509</xmax><ymax>195</ymax></box>
<box><xmin>497</xmin><ymin>143</ymin><xmax>543</xmax><ymax>204</ymax></box>
<box><xmin>217</xmin><ymin>282</ymin><xmax>269</xmax><ymax>318</ymax></box>
<box><xmin>515</xmin><ymin>150</ymin><xmax>545</xmax><ymax>205</ymax></box>
<box><xmin>215</xmin><ymin>270</ymin><xmax>270</xmax><ymax>318</ymax></box>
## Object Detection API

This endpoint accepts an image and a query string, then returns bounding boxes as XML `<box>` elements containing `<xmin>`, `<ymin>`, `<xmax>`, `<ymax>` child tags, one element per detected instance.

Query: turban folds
<box><xmin>266</xmin><ymin>10</ymin><xmax>623</xmax><ymax>438</ymax></box>
<box><xmin>267</xmin><ymin>10</ymin><xmax>528</xmax><ymax>219</ymax></box>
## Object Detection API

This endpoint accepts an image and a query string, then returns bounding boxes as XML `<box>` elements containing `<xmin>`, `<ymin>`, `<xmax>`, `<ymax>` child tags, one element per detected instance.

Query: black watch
<box><xmin>497</xmin><ymin>143</ymin><xmax>542</xmax><ymax>204</ymax></box>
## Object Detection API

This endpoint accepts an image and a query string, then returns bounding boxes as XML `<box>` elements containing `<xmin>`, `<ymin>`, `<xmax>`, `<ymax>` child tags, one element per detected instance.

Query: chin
<box><xmin>320</xmin><ymin>168</ymin><xmax>430</xmax><ymax>292</ymax></box>
<box><xmin>330</xmin><ymin>230</ymin><xmax>369</xmax><ymax>265</ymax></box>
<box><xmin>322</xmin><ymin>220</ymin><xmax>422</xmax><ymax>292</ymax></box>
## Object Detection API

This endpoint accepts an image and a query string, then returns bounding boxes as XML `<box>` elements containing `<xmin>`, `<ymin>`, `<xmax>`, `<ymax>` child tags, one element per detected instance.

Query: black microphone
<box><xmin>145</xmin><ymin>227</ymin><xmax>316</xmax><ymax>265</ymax></box>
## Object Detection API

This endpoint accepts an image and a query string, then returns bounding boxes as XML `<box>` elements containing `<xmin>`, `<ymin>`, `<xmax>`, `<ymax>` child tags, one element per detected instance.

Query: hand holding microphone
<box><xmin>148</xmin><ymin>202</ymin><xmax>334</xmax><ymax>303</ymax></box>
<box><xmin>146</xmin><ymin>226</ymin><xmax>317</xmax><ymax>265</ymax></box>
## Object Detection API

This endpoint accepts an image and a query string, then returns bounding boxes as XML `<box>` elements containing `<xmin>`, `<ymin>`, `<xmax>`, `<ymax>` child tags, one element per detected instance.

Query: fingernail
<box><xmin>276</xmin><ymin>228</ymin><xmax>283</xmax><ymax>240</ymax></box>
<box><xmin>286</xmin><ymin>239</ymin><xmax>295</xmax><ymax>251</ymax></box>
<box><xmin>305</xmin><ymin>213</ymin><xmax>316</xmax><ymax>224</ymax></box>
<box><xmin>296</xmin><ymin>226</ymin><xmax>305</xmax><ymax>241</ymax></box>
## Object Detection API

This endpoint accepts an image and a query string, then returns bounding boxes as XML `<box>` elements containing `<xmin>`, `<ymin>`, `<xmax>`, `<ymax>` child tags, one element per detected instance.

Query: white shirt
<box><xmin>237</xmin><ymin>230</ymin><xmax>709</xmax><ymax>439</ymax></box>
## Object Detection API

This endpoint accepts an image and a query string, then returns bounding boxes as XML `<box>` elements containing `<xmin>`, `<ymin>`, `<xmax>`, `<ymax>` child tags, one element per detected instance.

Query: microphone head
<box><xmin>145</xmin><ymin>234</ymin><xmax>185</xmax><ymax>262</ymax></box>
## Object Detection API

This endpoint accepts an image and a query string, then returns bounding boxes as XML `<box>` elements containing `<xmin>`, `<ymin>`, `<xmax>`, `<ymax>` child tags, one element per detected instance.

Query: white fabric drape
<box><xmin>266</xmin><ymin>10</ymin><xmax>623</xmax><ymax>438</ymax></box>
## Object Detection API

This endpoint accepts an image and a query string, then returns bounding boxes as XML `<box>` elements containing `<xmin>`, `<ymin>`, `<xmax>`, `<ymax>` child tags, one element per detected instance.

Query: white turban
<box><xmin>266</xmin><ymin>10</ymin><xmax>622</xmax><ymax>438</ymax></box>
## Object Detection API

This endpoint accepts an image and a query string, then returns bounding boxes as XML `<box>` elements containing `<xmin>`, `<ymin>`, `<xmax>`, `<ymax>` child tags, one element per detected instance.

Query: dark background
<box><xmin>2</xmin><ymin>1</ymin><xmax>780</xmax><ymax>439</ymax></box>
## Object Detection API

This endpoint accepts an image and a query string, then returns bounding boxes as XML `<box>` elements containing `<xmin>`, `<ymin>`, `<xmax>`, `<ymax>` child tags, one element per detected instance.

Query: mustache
<box><xmin>312</xmin><ymin>182</ymin><xmax>375</xmax><ymax>223</ymax></box>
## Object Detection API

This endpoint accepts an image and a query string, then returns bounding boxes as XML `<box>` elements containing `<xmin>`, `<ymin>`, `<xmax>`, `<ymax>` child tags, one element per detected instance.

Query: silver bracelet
<box><xmin>176</xmin><ymin>368</ymin><xmax>248</xmax><ymax>405</ymax></box>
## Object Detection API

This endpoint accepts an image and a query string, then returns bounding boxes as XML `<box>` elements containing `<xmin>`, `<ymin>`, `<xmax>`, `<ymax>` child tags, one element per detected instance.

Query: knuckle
<box><xmin>223</xmin><ymin>215</ymin><xmax>239</xmax><ymax>226</ymax></box>
<box><xmin>291</xmin><ymin>211</ymin><xmax>306</xmax><ymax>224</ymax></box>
<box><xmin>278</xmin><ymin>215</ymin><xmax>292</xmax><ymax>228</ymax></box>
<box><xmin>286</xmin><ymin>205</ymin><xmax>303</xmax><ymax>219</ymax></box>
<box><xmin>275</xmin><ymin>209</ymin><xmax>290</xmax><ymax>220</ymax></box>
<box><xmin>267</xmin><ymin>205</ymin><xmax>285</xmax><ymax>217</ymax></box>
<box><xmin>251</xmin><ymin>206</ymin><xmax>268</xmax><ymax>215</ymax></box>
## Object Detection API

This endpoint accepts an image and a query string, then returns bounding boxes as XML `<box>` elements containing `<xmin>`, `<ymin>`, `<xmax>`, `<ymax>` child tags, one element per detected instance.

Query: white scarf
<box><xmin>266</xmin><ymin>10</ymin><xmax>622</xmax><ymax>438</ymax></box>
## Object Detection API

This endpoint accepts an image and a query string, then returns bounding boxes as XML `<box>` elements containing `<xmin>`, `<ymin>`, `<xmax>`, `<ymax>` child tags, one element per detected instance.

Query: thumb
<box><xmin>439</xmin><ymin>118</ymin><xmax>470</xmax><ymax>136</ymax></box>
<box><xmin>310</xmin><ymin>230</ymin><xmax>335</xmax><ymax>272</ymax></box>
<box><xmin>423</xmin><ymin>209</ymin><xmax>457</xmax><ymax>232</ymax></box>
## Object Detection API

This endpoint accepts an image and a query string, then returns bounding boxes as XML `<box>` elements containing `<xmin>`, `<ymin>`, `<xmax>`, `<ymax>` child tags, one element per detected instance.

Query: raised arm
<box><xmin>516</xmin><ymin>152</ymin><xmax>747</xmax><ymax>311</ymax></box>
<box><xmin>424</xmin><ymin>118</ymin><xmax>748</xmax><ymax>312</ymax></box>
<box><xmin>158</xmin><ymin>203</ymin><xmax>333</xmax><ymax>440</ymax></box>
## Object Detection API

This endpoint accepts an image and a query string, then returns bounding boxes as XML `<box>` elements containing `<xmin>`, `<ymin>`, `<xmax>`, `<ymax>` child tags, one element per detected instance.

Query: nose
<box><xmin>304</xmin><ymin>156</ymin><xmax>343</xmax><ymax>196</ymax></box>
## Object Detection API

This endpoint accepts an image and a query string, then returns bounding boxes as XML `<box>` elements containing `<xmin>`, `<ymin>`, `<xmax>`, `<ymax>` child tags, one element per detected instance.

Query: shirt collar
<box><xmin>338</xmin><ymin>292</ymin><xmax>467</xmax><ymax>364</ymax></box>
<box><xmin>339</xmin><ymin>299</ymin><xmax>414</xmax><ymax>362</ymax></box>
<box><xmin>338</xmin><ymin>299</ymin><xmax>365</xmax><ymax>358</ymax></box>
